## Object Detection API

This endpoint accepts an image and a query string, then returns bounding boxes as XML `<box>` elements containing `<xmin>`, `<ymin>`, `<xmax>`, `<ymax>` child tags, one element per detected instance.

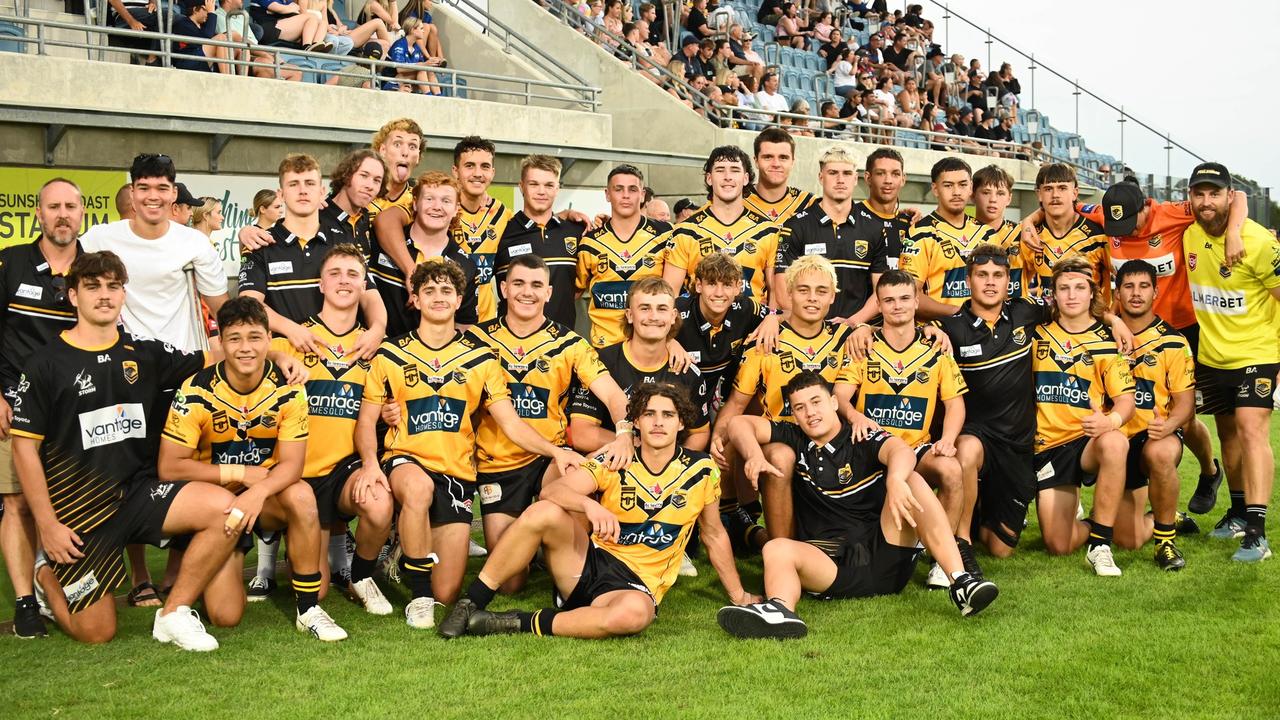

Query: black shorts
<box><xmin>382</xmin><ymin>454</ymin><xmax>474</xmax><ymax>525</ymax></box>
<box><xmin>50</xmin><ymin>480</ymin><xmax>184</xmax><ymax>614</ymax></box>
<box><xmin>1124</xmin><ymin>429</ymin><xmax>1184</xmax><ymax>491</ymax></box>
<box><xmin>557</xmin><ymin>541</ymin><xmax>654</xmax><ymax>611</ymax></box>
<box><xmin>962</xmin><ymin>425</ymin><xmax>1035</xmax><ymax>548</ymax></box>
<box><xmin>1197</xmin><ymin>363</ymin><xmax>1278</xmax><ymax>415</ymax></box>
<box><xmin>305</xmin><ymin>454</ymin><xmax>362</xmax><ymax>526</ymax></box>
<box><xmin>1180</xmin><ymin>323</ymin><xmax>1200</xmax><ymax>360</ymax></box>
<box><xmin>1034</xmin><ymin>436</ymin><xmax>1095</xmax><ymax>492</ymax></box>
<box><xmin>806</xmin><ymin>527</ymin><xmax>920</xmax><ymax>600</ymax></box>
<box><xmin>476</xmin><ymin>456</ymin><xmax>552</xmax><ymax>517</ymax></box>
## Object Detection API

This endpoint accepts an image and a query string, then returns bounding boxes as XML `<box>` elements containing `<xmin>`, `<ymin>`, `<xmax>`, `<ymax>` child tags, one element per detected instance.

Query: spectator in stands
<box><xmin>171</xmin><ymin>183</ymin><xmax>199</xmax><ymax>226</ymax></box>
<box><xmin>857</xmin><ymin>33</ymin><xmax>889</xmax><ymax>77</ymax></box>
<box><xmin>320</xmin><ymin>0</ymin><xmax>391</xmax><ymax>58</ymax></box>
<box><xmin>191</xmin><ymin>197</ymin><xmax>224</xmax><ymax>241</ymax></box>
<box><xmin>817</xmin><ymin>100</ymin><xmax>849</xmax><ymax>139</ymax></box>
<box><xmin>785</xmin><ymin>99</ymin><xmax>815</xmax><ymax>136</ymax></box>
<box><xmin>727</xmin><ymin>24</ymin><xmax>764</xmax><ymax>82</ymax></box>
<box><xmin>632</xmin><ymin>20</ymin><xmax>671</xmax><ymax>65</ymax></box>
<box><xmin>678</xmin><ymin>36</ymin><xmax>702</xmax><ymax>80</ymax></box>
<box><xmin>870</xmin><ymin>75</ymin><xmax>896</xmax><ymax>120</ymax></box>
<box><xmin>691</xmin><ymin>39</ymin><xmax>717</xmax><ymax>82</ymax></box>
<box><xmin>640</xmin><ymin>2</ymin><xmax>664</xmax><ymax>45</ymax></box>
<box><xmin>811</xmin><ymin>11</ymin><xmax>834</xmax><ymax>43</ymax></box>
<box><xmin>895</xmin><ymin>76</ymin><xmax>923</xmax><ymax>127</ymax></box>
<box><xmin>923</xmin><ymin>46</ymin><xmax>947</xmax><ymax>104</ymax></box>
<box><xmin>757</xmin><ymin>0</ymin><xmax>784</xmax><ymax>26</ymax></box>
<box><xmin>673</xmin><ymin>198</ymin><xmax>698</xmax><ymax>222</ymax></box>
<box><xmin>250</xmin><ymin>188</ymin><xmax>282</xmax><ymax>231</ymax></box>
<box><xmin>817</xmin><ymin>28</ymin><xmax>845</xmax><ymax>69</ymax></box>
<box><xmin>384</xmin><ymin>17</ymin><xmax>442</xmax><ymax>94</ymax></box>
<box><xmin>397</xmin><ymin>0</ymin><xmax>445</xmax><ymax>59</ymax></box>
<box><xmin>755</xmin><ymin>71</ymin><xmax>790</xmax><ymax>121</ymax></box>
<box><xmin>107</xmin><ymin>0</ymin><xmax>159</xmax><ymax>64</ymax></box>
<box><xmin>963</xmin><ymin>72</ymin><xmax>985</xmax><ymax>108</ymax></box>
<box><xmin>948</xmin><ymin>52</ymin><xmax>967</xmax><ymax>86</ymax></box>
<box><xmin>685</xmin><ymin>0</ymin><xmax>713</xmax><ymax>40</ymax></box>
<box><xmin>734</xmin><ymin>74</ymin><xmax>765</xmax><ymax>130</ymax></box>
<box><xmin>356</xmin><ymin>0</ymin><xmax>400</xmax><ymax>34</ymax></box>
<box><xmin>215</xmin><ymin>0</ymin><xmax>303</xmax><ymax>81</ymax></box>
<box><xmin>880</xmin><ymin>31</ymin><xmax>915</xmax><ymax>84</ymax></box>
<box><xmin>172</xmin><ymin>0</ymin><xmax>232</xmax><ymax>74</ymax></box>
<box><xmin>774</xmin><ymin>3</ymin><xmax>810</xmax><ymax>49</ymax></box>
<box><xmin>251</xmin><ymin>0</ymin><xmax>331</xmax><ymax>53</ymax></box>
<box><xmin>663</xmin><ymin>60</ymin><xmax>695</xmax><ymax>107</ymax></box>
<box><xmin>829</xmin><ymin>47</ymin><xmax>856</xmax><ymax>99</ymax></box>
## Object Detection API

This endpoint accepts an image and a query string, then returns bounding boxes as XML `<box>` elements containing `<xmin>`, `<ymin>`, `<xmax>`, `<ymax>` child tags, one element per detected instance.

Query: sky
<box><xmin>934</xmin><ymin>0</ymin><xmax>1280</xmax><ymax>195</ymax></box>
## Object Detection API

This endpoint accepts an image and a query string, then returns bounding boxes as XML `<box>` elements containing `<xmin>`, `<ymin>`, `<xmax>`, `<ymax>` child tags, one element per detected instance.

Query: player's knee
<box><xmin>361</xmin><ymin>494</ymin><xmax>395</xmax><ymax>530</ymax></box>
<box><xmin>604</xmin><ymin>603</ymin><xmax>653</xmax><ymax>636</ymax></box>
<box><xmin>522</xmin><ymin>499</ymin><xmax>569</xmax><ymax>530</ymax></box>
<box><xmin>280</xmin><ymin>482</ymin><xmax>319</xmax><ymax>521</ymax></box>
<box><xmin>761</xmin><ymin>537</ymin><xmax>793</xmax><ymax>564</ymax></box>
<box><xmin>74</xmin><ymin>622</ymin><xmax>118</xmax><ymax>645</ymax></box>
<box><xmin>1143</xmin><ymin>440</ymin><xmax>1179</xmax><ymax>469</ymax></box>
<box><xmin>983</xmin><ymin>530</ymin><xmax>1016</xmax><ymax>559</ymax></box>
<box><xmin>205</xmin><ymin>601</ymin><xmax>244</xmax><ymax>628</ymax></box>
<box><xmin>397</xmin><ymin>474</ymin><xmax>434</xmax><ymax>511</ymax></box>
<box><xmin>763</xmin><ymin>444</ymin><xmax>795</xmax><ymax>471</ymax></box>
<box><xmin>2</xmin><ymin>492</ymin><xmax>31</xmax><ymax>517</ymax></box>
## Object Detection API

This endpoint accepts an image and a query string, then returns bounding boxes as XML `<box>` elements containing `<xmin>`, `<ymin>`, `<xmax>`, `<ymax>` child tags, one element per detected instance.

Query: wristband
<box><xmin>615</xmin><ymin>420</ymin><xmax>634</xmax><ymax>435</ymax></box>
<box><xmin>1106</xmin><ymin>412</ymin><xmax>1122</xmax><ymax>430</ymax></box>
<box><xmin>854</xmin><ymin>322</ymin><xmax>871</xmax><ymax>330</ymax></box>
<box><xmin>219</xmin><ymin>464</ymin><xmax>246</xmax><ymax>486</ymax></box>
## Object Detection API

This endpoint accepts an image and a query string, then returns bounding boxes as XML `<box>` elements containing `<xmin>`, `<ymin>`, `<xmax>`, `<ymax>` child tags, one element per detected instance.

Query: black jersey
<box><xmin>569</xmin><ymin>341</ymin><xmax>711</xmax><ymax>433</ymax></box>
<box><xmin>0</xmin><ymin>239</ymin><xmax>81</xmax><ymax>393</ymax></box>
<box><xmin>239</xmin><ymin>222</ymin><xmax>366</xmax><ymax>324</ymax></box>
<box><xmin>934</xmin><ymin>298</ymin><xmax>1050</xmax><ymax>443</ymax></box>
<box><xmin>369</xmin><ymin>230</ymin><xmax>479</xmax><ymax>337</ymax></box>
<box><xmin>777</xmin><ymin>205</ymin><xmax>889</xmax><ymax>320</ymax></box>
<box><xmin>769</xmin><ymin>421</ymin><xmax>892</xmax><ymax>541</ymax></box>
<box><xmin>854</xmin><ymin>201</ymin><xmax>914</xmax><ymax>269</ymax></box>
<box><xmin>674</xmin><ymin>293</ymin><xmax>766</xmax><ymax>405</ymax></box>
<box><xmin>9</xmin><ymin>331</ymin><xmax>205</xmax><ymax>534</ymax></box>
<box><xmin>318</xmin><ymin>197</ymin><xmax>373</xmax><ymax>259</ymax></box>
<box><xmin>495</xmin><ymin>212</ymin><xmax>586</xmax><ymax>330</ymax></box>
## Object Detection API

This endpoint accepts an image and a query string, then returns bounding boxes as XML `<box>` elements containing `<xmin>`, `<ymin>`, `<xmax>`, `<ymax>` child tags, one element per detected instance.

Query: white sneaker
<box><xmin>924</xmin><ymin>562</ymin><xmax>950</xmax><ymax>589</ymax></box>
<box><xmin>678</xmin><ymin>553</ymin><xmax>698</xmax><ymax>577</ymax></box>
<box><xmin>405</xmin><ymin>597</ymin><xmax>436</xmax><ymax>629</ymax></box>
<box><xmin>296</xmin><ymin>606</ymin><xmax>348</xmax><ymax>642</ymax></box>
<box><xmin>1075</xmin><ymin>502</ymin><xmax>1086</xmax><ymax>521</ymax></box>
<box><xmin>350</xmin><ymin>577</ymin><xmax>393</xmax><ymax>616</ymax></box>
<box><xmin>1086</xmin><ymin>544</ymin><xmax>1122</xmax><ymax>577</ymax></box>
<box><xmin>33</xmin><ymin>551</ymin><xmax>53</xmax><ymax>620</ymax></box>
<box><xmin>468</xmin><ymin>538</ymin><xmax>488</xmax><ymax>557</ymax></box>
<box><xmin>153</xmin><ymin>606</ymin><xmax>219</xmax><ymax>651</ymax></box>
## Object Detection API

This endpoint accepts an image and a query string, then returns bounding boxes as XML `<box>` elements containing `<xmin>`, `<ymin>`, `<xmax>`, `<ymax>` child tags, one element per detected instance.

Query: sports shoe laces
<box><xmin>173</xmin><ymin>607</ymin><xmax>208</xmax><ymax>634</ymax></box>
<box><xmin>306</xmin><ymin>607</ymin><xmax>340</xmax><ymax>630</ymax></box>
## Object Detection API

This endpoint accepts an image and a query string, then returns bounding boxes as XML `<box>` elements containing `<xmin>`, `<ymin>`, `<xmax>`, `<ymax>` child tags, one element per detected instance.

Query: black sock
<box><xmin>400</xmin><ymin>554</ymin><xmax>436</xmax><ymax>600</ymax></box>
<box><xmin>517</xmin><ymin>608</ymin><xmax>559</xmax><ymax>636</ymax></box>
<box><xmin>466</xmin><ymin>577</ymin><xmax>497</xmax><ymax>610</ymax></box>
<box><xmin>740</xmin><ymin>500</ymin><xmax>763</xmax><ymax>522</ymax></box>
<box><xmin>1087</xmin><ymin>521</ymin><xmax>1113</xmax><ymax>550</ymax></box>
<box><xmin>16</xmin><ymin>594</ymin><xmax>35</xmax><ymax>606</ymax></box>
<box><xmin>719</xmin><ymin>497</ymin><xmax>740</xmax><ymax>513</ymax></box>
<box><xmin>1152</xmin><ymin>522</ymin><xmax>1176</xmax><ymax>545</ymax></box>
<box><xmin>293</xmin><ymin>571</ymin><xmax>322</xmax><ymax>614</ymax></box>
<box><xmin>350</xmin><ymin>552</ymin><xmax>377</xmax><ymax>585</ymax></box>
<box><xmin>1230</xmin><ymin>491</ymin><xmax>1246</xmax><ymax>518</ymax></box>
<box><xmin>1245</xmin><ymin>504</ymin><xmax>1267</xmax><ymax>537</ymax></box>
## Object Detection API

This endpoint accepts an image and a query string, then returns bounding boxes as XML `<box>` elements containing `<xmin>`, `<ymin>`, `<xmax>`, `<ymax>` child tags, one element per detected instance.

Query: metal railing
<box><xmin>440</xmin><ymin>0</ymin><xmax>595</xmax><ymax>92</ymax></box>
<box><xmin>0</xmin><ymin>12</ymin><xmax>601</xmax><ymax>109</ymax></box>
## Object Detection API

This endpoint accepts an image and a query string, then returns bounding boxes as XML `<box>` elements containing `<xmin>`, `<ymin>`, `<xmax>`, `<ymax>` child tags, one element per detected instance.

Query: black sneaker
<box><xmin>716</xmin><ymin>600</ymin><xmax>808</xmax><ymax>639</ymax></box>
<box><xmin>468</xmin><ymin>609</ymin><xmax>523</xmax><ymax>636</ymax></box>
<box><xmin>722</xmin><ymin>508</ymin><xmax>763</xmax><ymax>557</ymax></box>
<box><xmin>438</xmin><ymin>598</ymin><xmax>478</xmax><ymax>639</ymax></box>
<box><xmin>956</xmin><ymin>537</ymin><xmax>983</xmax><ymax>578</ymax></box>
<box><xmin>13</xmin><ymin>597</ymin><xmax>48</xmax><ymax>639</ymax></box>
<box><xmin>1154</xmin><ymin>540</ymin><xmax>1186</xmax><ymax>572</ymax></box>
<box><xmin>1188</xmin><ymin>459</ymin><xmax>1223</xmax><ymax>514</ymax></box>
<box><xmin>1174</xmin><ymin>511</ymin><xmax>1201</xmax><ymax>536</ymax></box>
<box><xmin>949</xmin><ymin>573</ymin><xmax>999</xmax><ymax>617</ymax></box>
<box><xmin>246</xmin><ymin>576</ymin><xmax>275</xmax><ymax>603</ymax></box>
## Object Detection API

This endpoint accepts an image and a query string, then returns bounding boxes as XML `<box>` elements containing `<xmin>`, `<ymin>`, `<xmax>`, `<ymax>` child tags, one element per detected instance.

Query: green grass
<box><xmin>2</xmin><ymin>418</ymin><xmax>1279</xmax><ymax>719</ymax></box>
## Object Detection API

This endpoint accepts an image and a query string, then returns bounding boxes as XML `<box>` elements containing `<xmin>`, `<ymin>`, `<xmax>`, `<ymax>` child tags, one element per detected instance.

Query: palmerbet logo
<box><xmin>1134</xmin><ymin>377</ymin><xmax>1156</xmax><ymax>410</ymax></box>
<box><xmin>306</xmin><ymin>380</ymin><xmax>361</xmax><ymax>419</ymax></box>
<box><xmin>592</xmin><ymin>280</ymin><xmax>632</xmax><ymax>310</ymax></box>
<box><xmin>406</xmin><ymin>396</ymin><xmax>466</xmax><ymax>433</ymax></box>
<box><xmin>79</xmin><ymin>403</ymin><xmax>147</xmax><ymax>449</ymax></box>
<box><xmin>941</xmin><ymin>267</ymin><xmax>971</xmax><ymax>299</ymax></box>
<box><xmin>213</xmin><ymin>438</ymin><xmax>277</xmax><ymax>466</ymax></box>
<box><xmin>863</xmin><ymin>395</ymin><xmax>927</xmax><ymax>429</ymax></box>
<box><xmin>1035</xmin><ymin>371</ymin><xmax>1091</xmax><ymax>408</ymax></box>
<box><xmin>617</xmin><ymin>520</ymin><xmax>682</xmax><ymax>550</ymax></box>
<box><xmin>509</xmin><ymin>383</ymin><xmax>550</xmax><ymax>419</ymax></box>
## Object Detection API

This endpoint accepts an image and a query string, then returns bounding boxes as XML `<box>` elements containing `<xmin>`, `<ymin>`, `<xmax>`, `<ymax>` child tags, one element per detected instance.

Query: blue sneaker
<box><xmin>1232</xmin><ymin>534</ymin><xmax>1272</xmax><ymax>563</ymax></box>
<box><xmin>1209</xmin><ymin>515</ymin><xmax>1247</xmax><ymax>540</ymax></box>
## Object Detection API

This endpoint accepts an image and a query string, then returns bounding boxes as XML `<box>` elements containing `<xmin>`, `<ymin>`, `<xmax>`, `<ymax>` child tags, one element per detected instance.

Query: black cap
<box><xmin>174</xmin><ymin>182</ymin><xmax>199</xmax><ymax>207</ymax></box>
<box><xmin>1188</xmin><ymin>162</ymin><xmax>1231</xmax><ymax>190</ymax></box>
<box><xmin>673</xmin><ymin>198</ymin><xmax>697</xmax><ymax>214</ymax></box>
<box><xmin>1100</xmin><ymin>182</ymin><xmax>1145</xmax><ymax>237</ymax></box>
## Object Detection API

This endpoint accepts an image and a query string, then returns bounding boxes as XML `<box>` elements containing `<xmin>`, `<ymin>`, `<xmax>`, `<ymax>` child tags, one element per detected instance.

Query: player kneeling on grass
<box><xmin>439</xmin><ymin>382</ymin><xmax>758</xmax><ymax>639</ymax></box>
<box><xmin>717</xmin><ymin>372</ymin><xmax>998</xmax><ymax>640</ymax></box>
<box><xmin>159</xmin><ymin>296</ymin><xmax>349</xmax><ymax>642</ymax></box>
<box><xmin>11</xmin><ymin>251</ymin><xmax>242</xmax><ymax>651</ymax></box>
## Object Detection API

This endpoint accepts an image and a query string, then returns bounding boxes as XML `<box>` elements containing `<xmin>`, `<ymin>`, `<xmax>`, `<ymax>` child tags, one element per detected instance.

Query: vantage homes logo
<box><xmin>862</xmin><ymin>395</ymin><xmax>928</xmax><ymax>430</ymax></box>
<box><xmin>79</xmin><ymin>403</ymin><xmax>147</xmax><ymax>449</ymax></box>
<box><xmin>212</xmin><ymin>438</ymin><xmax>277</xmax><ymax>466</ymax></box>
<box><xmin>406</xmin><ymin>396</ymin><xmax>467</xmax><ymax>434</ymax></box>
<box><xmin>509</xmin><ymin>383</ymin><xmax>550</xmax><ymax>419</ymax></box>
<box><xmin>306</xmin><ymin>380</ymin><xmax>361</xmax><ymax>419</ymax></box>
<box><xmin>591</xmin><ymin>280</ymin><xmax>632</xmax><ymax>310</ymax></box>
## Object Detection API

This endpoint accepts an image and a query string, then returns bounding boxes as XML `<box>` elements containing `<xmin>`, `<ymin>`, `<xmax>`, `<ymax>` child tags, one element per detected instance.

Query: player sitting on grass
<box><xmin>717</xmin><ymin>372</ymin><xmax>998</xmax><ymax>640</ymax></box>
<box><xmin>439</xmin><ymin>382</ymin><xmax>759</xmax><ymax>639</ymax></box>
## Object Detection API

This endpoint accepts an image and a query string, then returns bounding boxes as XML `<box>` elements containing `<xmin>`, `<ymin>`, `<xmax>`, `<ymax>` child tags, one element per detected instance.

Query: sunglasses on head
<box><xmin>968</xmin><ymin>252</ymin><xmax>1009</xmax><ymax>267</ymax></box>
<box><xmin>51</xmin><ymin>275</ymin><xmax>67</xmax><ymax>305</ymax></box>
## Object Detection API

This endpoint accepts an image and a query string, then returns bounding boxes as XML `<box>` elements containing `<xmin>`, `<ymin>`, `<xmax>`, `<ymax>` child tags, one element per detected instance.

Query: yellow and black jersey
<box><xmin>674</xmin><ymin>293</ymin><xmax>766</xmax><ymax>405</ymax></box>
<box><xmin>369</xmin><ymin>233</ymin><xmax>480</xmax><ymax>337</ymax></box>
<box><xmin>453</xmin><ymin>196</ymin><xmax>513</xmax><ymax>324</ymax></box>
<box><xmin>363</xmin><ymin>330</ymin><xmax>509</xmax><ymax>481</ymax></box>
<box><xmin>734</xmin><ymin>322</ymin><xmax>852</xmax><ymax>421</ymax></box>
<box><xmin>839</xmin><ymin>328</ymin><xmax>967</xmax><ymax>448</ymax></box>
<box><xmin>854</xmin><ymin>201</ymin><xmax>914</xmax><ymax>269</ymax></box>
<box><xmin>575</xmin><ymin>218</ymin><xmax>672</xmax><ymax>348</ymax></box>
<box><xmin>1031</xmin><ymin>320</ymin><xmax>1134</xmax><ymax>451</ymax></box>
<box><xmin>11</xmin><ymin>331</ymin><xmax>206</xmax><ymax>534</ymax></box>
<box><xmin>582</xmin><ymin>447</ymin><xmax>720</xmax><ymax>604</ymax></box>
<box><xmin>163</xmin><ymin>361</ymin><xmax>309</xmax><ymax>467</ymax></box>
<box><xmin>0</xmin><ymin>239</ymin><xmax>80</xmax><ymax>392</ymax></box>
<box><xmin>1023</xmin><ymin>215</ymin><xmax>1110</xmax><ymax>301</ymax></box>
<box><xmin>469</xmin><ymin>318</ymin><xmax>608</xmax><ymax>473</ymax></box>
<box><xmin>899</xmin><ymin>211</ymin><xmax>994</xmax><ymax>306</ymax></box>
<box><xmin>664</xmin><ymin>207</ymin><xmax>780</xmax><ymax>304</ymax></box>
<box><xmin>980</xmin><ymin>219</ymin><xmax>1030</xmax><ymax>298</ymax></box>
<box><xmin>366</xmin><ymin>181</ymin><xmax>415</xmax><ymax>225</ymax></box>
<box><xmin>744</xmin><ymin>185</ymin><xmax>818</xmax><ymax>224</ymax></box>
<box><xmin>270</xmin><ymin>319</ymin><xmax>369</xmax><ymax>478</ymax></box>
<box><xmin>1122</xmin><ymin>318</ymin><xmax>1195</xmax><ymax>437</ymax></box>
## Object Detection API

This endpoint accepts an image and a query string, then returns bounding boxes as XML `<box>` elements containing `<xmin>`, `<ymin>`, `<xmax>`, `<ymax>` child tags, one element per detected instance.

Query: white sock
<box><xmin>254</xmin><ymin>537</ymin><xmax>279</xmax><ymax>580</ymax></box>
<box><xmin>328</xmin><ymin>532</ymin><xmax>352</xmax><ymax>579</ymax></box>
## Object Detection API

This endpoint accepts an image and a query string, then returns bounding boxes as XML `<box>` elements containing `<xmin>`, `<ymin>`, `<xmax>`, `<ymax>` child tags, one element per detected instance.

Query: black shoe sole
<box><xmin>958</xmin><ymin>582</ymin><xmax>999</xmax><ymax>617</ymax></box>
<box><xmin>716</xmin><ymin>606</ymin><xmax>807</xmax><ymax>639</ymax></box>
<box><xmin>1156</xmin><ymin>559</ymin><xmax>1186</xmax><ymax>572</ymax></box>
<box><xmin>438</xmin><ymin>609</ymin><xmax>473</xmax><ymax>639</ymax></box>
<box><xmin>1187</xmin><ymin>463</ymin><xmax>1223</xmax><ymax>514</ymax></box>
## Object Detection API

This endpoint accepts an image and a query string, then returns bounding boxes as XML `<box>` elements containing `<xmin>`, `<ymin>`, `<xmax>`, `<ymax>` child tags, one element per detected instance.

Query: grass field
<box><xmin>2</xmin><ymin>418</ymin><xmax>1278</xmax><ymax>720</ymax></box>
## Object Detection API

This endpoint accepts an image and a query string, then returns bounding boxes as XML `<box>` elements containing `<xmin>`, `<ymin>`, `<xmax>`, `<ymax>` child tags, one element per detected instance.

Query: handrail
<box><xmin>0</xmin><ymin>13</ymin><xmax>599</xmax><ymax>109</ymax></box>
<box><xmin>441</xmin><ymin>0</ymin><xmax>593</xmax><ymax>90</ymax></box>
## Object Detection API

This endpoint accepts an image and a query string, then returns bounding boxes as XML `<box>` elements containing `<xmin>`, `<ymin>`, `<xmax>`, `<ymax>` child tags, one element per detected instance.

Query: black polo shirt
<box><xmin>239</xmin><ymin>221</ymin><xmax>366</xmax><ymax>324</ymax></box>
<box><xmin>934</xmin><ymin>298</ymin><xmax>1050</xmax><ymax>443</ymax></box>
<box><xmin>854</xmin><ymin>201</ymin><xmax>914</xmax><ymax>269</ymax></box>
<box><xmin>768</xmin><ymin>421</ymin><xmax>893</xmax><ymax>542</ymax></box>
<box><xmin>777</xmin><ymin>205</ymin><xmax>888</xmax><ymax>320</ymax></box>
<box><xmin>495</xmin><ymin>212</ymin><xmax>585</xmax><ymax>330</ymax></box>
<box><xmin>369</xmin><ymin>229</ymin><xmax>479</xmax><ymax>338</ymax></box>
<box><xmin>0</xmin><ymin>238</ymin><xmax>81</xmax><ymax>393</ymax></box>
<box><xmin>319</xmin><ymin>195</ymin><xmax>373</xmax><ymax>260</ymax></box>
<box><xmin>569</xmin><ymin>341</ymin><xmax>711</xmax><ymax>433</ymax></box>
<box><xmin>674</xmin><ymin>293</ymin><xmax>766</xmax><ymax>405</ymax></box>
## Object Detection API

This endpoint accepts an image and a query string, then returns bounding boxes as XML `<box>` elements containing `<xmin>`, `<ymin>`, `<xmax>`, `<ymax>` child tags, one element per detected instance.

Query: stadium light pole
<box><xmin>1073</xmin><ymin>80</ymin><xmax>1080</xmax><ymax>135</ymax></box>
<box><xmin>985</xmin><ymin>27</ymin><xmax>992</xmax><ymax>70</ymax></box>
<box><xmin>1118</xmin><ymin>106</ymin><xmax>1127</xmax><ymax>165</ymax></box>
<box><xmin>943</xmin><ymin>5</ymin><xmax>950</xmax><ymax>55</ymax></box>
<box><xmin>1028</xmin><ymin>53</ymin><xmax>1035</xmax><ymax>111</ymax></box>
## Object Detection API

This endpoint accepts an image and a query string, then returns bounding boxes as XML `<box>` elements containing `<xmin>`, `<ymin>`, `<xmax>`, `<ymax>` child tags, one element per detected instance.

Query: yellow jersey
<box><xmin>1023</xmin><ymin>215</ymin><xmax>1110</xmax><ymax>302</ymax></box>
<box><xmin>269</xmin><ymin>319</ymin><xmax>369</xmax><ymax>478</ymax></box>
<box><xmin>839</xmin><ymin>328</ymin><xmax>967</xmax><ymax>448</ymax></box>
<box><xmin>453</xmin><ymin>196</ymin><xmax>513</xmax><ymax>324</ymax></box>
<box><xmin>362</xmin><ymin>330</ymin><xmax>510</xmax><ymax>480</ymax></box>
<box><xmin>1031</xmin><ymin>320</ymin><xmax>1134</xmax><ymax>451</ymax></box>
<box><xmin>582</xmin><ymin>447</ymin><xmax>720</xmax><ymax>604</ymax></box>
<box><xmin>1185</xmin><ymin>219</ymin><xmax>1280</xmax><ymax>369</ymax></box>
<box><xmin>744</xmin><ymin>186</ymin><xmax>817</xmax><ymax>224</ymax></box>
<box><xmin>469</xmin><ymin>317</ymin><xmax>609</xmax><ymax>473</ymax></box>
<box><xmin>366</xmin><ymin>181</ymin><xmax>415</xmax><ymax>225</ymax></box>
<box><xmin>1121</xmin><ymin>318</ymin><xmax>1195</xmax><ymax>437</ymax></box>
<box><xmin>664</xmin><ymin>206</ymin><xmax>780</xmax><ymax>304</ymax></box>
<box><xmin>575</xmin><ymin>218</ymin><xmax>672</xmax><ymax>348</ymax></box>
<box><xmin>162</xmin><ymin>361</ymin><xmax>309</xmax><ymax>468</ymax></box>
<box><xmin>899</xmin><ymin>211</ymin><xmax>991</xmax><ymax>306</ymax></box>
<box><xmin>980</xmin><ymin>219</ymin><xmax>1031</xmax><ymax>298</ymax></box>
<box><xmin>733</xmin><ymin>322</ymin><xmax>852</xmax><ymax>421</ymax></box>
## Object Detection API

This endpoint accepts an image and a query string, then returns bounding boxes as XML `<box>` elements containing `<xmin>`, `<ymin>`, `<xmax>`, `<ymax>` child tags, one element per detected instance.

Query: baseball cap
<box><xmin>180</xmin><ymin>0</ymin><xmax>205</xmax><ymax>12</ymax></box>
<box><xmin>673</xmin><ymin>198</ymin><xmax>697</xmax><ymax>214</ymax></box>
<box><xmin>175</xmin><ymin>182</ymin><xmax>199</xmax><ymax>207</ymax></box>
<box><xmin>1188</xmin><ymin>162</ymin><xmax>1231</xmax><ymax>190</ymax></box>
<box><xmin>681</xmin><ymin>34</ymin><xmax>699</xmax><ymax>48</ymax></box>
<box><xmin>1100</xmin><ymin>182</ymin><xmax>1145</xmax><ymax>237</ymax></box>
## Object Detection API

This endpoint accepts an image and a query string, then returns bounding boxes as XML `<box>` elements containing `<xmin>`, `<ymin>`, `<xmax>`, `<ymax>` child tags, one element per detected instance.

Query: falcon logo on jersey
<box><xmin>122</xmin><ymin>361</ymin><xmax>139</xmax><ymax>385</ymax></box>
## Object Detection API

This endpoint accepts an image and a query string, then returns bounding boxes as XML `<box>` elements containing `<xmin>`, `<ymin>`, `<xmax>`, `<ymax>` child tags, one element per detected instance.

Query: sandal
<box><xmin>127</xmin><ymin>581</ymin><xmax>164</xmax><ymax>608</ymax></box>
